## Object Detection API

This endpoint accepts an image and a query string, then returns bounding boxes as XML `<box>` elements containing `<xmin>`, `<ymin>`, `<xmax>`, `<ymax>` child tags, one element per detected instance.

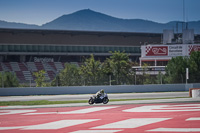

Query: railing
<box><xmin>0</xmin><ymin>44</ymin><xmax>141</xmax><ymax>55</ymax></box>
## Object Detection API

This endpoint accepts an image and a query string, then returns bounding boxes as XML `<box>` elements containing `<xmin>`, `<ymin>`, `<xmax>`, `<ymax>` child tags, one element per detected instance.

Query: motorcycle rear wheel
<box><xmin>88</xmin><ymin>98</ymin><xmax>94</xmax><ymax>105</ymax></box>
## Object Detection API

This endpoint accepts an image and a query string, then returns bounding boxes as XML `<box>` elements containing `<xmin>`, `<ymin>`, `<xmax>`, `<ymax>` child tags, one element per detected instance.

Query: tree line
<box><xmin>1</xmin><ymin>51</ymin><xmax>200</xmax><ymax>87</ymax></box>
<box><xmin>51</xmin><ymin>51</ymin><xmax>134</xmax><ymax>86</ymax></box>
<box><xmin>164</xmin><ymin>51</ymin><xmax>200</xmax><ymax>84</ymax></box>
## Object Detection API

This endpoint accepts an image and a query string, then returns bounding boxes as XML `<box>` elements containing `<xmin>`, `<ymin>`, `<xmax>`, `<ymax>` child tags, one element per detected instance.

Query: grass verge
<box><xmin>0</xmin><ymin>100</ymin><xmax>88</xmax><ymax>106</ymax></box>
<box><xmin>0</xmin><ymin>97</ymin><xmax>189</xmax><ymax>106</ymax></box>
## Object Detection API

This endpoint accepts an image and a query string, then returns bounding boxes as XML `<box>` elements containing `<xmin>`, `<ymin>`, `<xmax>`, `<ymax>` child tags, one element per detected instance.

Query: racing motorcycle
<box><xmin>88</xmin><ymin>93</ymin><xmax>109</xmax><ymax>105</ymax></box>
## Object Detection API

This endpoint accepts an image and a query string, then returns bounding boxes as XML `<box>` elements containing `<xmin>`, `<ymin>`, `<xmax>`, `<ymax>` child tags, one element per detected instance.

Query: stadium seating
<box><xmin>15</xmin><ymin>71</ymin><xmax>25</xmax><ymax>81</ymax></box>
<box><xmin>0</xmin><ymin>64</ymin><xmax>3</xmax><ymax>71</ymax></box>
<box><xmin>54</xmin><ymin>62</ymin><xmax>64</xmax><ymax>71</ymax></box>
<box><xmin>27</xmin><ymin>62</ymin><xmax>37</xmax><ymax>71</ymax></box>
<box><xmin>35</xmin><ymin>62</ymin><xmax>44</xmax><ymax>71</ymax></box>
<box><xmin>10</xmin><ymin>62</ymin><xmax>20</xmax><ymax>71</ymax></box>
<box><xmin>23</xmin><ymin>71</ymin><xmax>33</xmax><ymax>81</ymax></box>
<box><xmin>0</xmin><ymin>62</ymin><xmax>69</xmax><ymax>83</ymax></box>
<box><xmin>2</xmin><ymin>62</ymin><xmax>12</xmax><ymax>71</ymax></box>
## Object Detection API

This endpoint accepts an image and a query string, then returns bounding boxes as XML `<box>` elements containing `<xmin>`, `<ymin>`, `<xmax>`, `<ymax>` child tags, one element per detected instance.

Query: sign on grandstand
<box><xmin>168</xmin><ymin>45</ymin><xmax>185</xmax><ymax>56</ymax></box>
<box><xmin>141</xmin><ymin>44</ymin><xmax>200</xmax><ymax>57</ymax></box>
<box><xmin>34</xmin><ymin>57</ymin><xmax>54</xmax><ymax>62</ymax></box>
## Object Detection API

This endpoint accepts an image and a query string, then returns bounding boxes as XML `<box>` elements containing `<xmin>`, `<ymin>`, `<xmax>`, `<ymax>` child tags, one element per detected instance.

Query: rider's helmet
<box><xmin>100</xmin><ymin>89</ymin><xmax>104</xmax><ymax>94</ymax></box>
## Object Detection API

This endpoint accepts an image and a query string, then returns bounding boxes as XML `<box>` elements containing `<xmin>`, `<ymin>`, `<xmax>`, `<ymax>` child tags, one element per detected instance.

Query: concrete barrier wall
<box><xmin>1</xmin><ymin>83</ymin><xmax>200</xmax><ymax>96</ymax></box>
<box><xmin>192</xmin><ymin>89</ymin><xmax>200</xmax><ymax>98</ymax></box>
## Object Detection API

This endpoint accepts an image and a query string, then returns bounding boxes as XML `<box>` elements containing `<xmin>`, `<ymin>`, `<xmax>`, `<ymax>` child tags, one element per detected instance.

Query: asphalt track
<box><xmin>0</xmin><ymin>92</ymin><xmax>200</xmax><ymax>133</ymax></box>
<box><xmin>0</xmin><ymin>92</ymin><xmax>189</xmax><ymax>102</ymax></box>
<box><xmin>1</xmin><ymin>103</ymin><xmax>200</xmax><ymax>133</ymax></box>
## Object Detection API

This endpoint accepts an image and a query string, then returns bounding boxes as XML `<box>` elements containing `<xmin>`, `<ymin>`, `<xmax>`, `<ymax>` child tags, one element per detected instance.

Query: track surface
<box><xmin>0</xmin><ymin>92</ymin><xmax>188</xmax><ymax>101</ymax></box>
<box><xmin>1</xmin><ymin>103</ymin><xmax>200</xmax><ymax>133</ymax></box>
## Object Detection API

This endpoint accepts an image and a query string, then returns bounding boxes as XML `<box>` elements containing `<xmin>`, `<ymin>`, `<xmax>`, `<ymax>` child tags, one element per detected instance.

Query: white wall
<box><xmin>1</xmin><ymin>84</ymin><xmax>200</xmax><ymax>96</ymax></box>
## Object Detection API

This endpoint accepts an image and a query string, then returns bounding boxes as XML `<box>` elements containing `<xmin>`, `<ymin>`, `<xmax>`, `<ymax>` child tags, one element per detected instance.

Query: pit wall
<box><xmin>1</xmin><ymin>84</ymin><xmax>200</xmax><ymax>96</ymax></box>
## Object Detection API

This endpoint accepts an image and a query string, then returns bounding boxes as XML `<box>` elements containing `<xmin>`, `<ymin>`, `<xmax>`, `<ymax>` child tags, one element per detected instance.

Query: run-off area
<box><xmin>0</xmin><ymin>103</ymin><xmax>200</xmax><ymax>133</ymax></box>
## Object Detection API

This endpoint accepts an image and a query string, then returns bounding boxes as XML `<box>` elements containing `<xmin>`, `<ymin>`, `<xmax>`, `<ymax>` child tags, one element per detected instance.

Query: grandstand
<box><xmin>0</xmin><ymin>28</ymin><xmax>163</xmax><ymax>83</ymax></box>
<box><xmin>1</xmin><ymin>28</ymin><xmax>199</xmax><ymax>83</ymax></box>
<box><xmin>0</xmin><ymin>61</ymin><xmax>64</xmax><ymax>81</ymax></box>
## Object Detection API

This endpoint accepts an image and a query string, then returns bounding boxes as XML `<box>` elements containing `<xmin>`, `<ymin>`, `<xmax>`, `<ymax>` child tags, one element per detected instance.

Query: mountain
<box><xmin>42</xmin><ymin>9</ymin><xmax>163</xmax><ymax>32</ymax></box>
<box><xmin>0</xmin><ymin>9</ymin><xmax>200</xmax><ymax>33</ymax></box>
<box><xmin>0</xmin><ymin>20</ymin><xmax>39</xmax><ymax>29</ymax></box>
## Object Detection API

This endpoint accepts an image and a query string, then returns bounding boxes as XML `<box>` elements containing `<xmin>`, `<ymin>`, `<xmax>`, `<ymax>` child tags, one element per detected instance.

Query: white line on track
<box><xmin>0</xmin><ymin>119</ymin><xmax>99</xmax><ymax>130</ymax></box>
<box><xmin>0</xmin><ymin>110</ymin><xmax>36</xmax><ymax>115</ymax></box>
<box><xmin>186</xmin><ymin>117</ymin><xmax>200</xmax><ymax>121</ymax></box>
<box><xmin>123</xmin><ymin>104</ymin><xmax>200</xmax><ymax>112</ymax></box>
<box><xmin>148</xmin><ymin>128</ymin><xmax>200</xmax><ymax>132</ymax></box>
<box><xmin>59</xmin><ymin>106</ymin><xmax>119</xmax><ymax>114</ymax></box>
<box><xmin>23</xmin><ymin>106</ymin><xmax>119</xmax><ymax>115</ymax></box>
<box><xmin>92</xmin><ymin>118</ymin><xmax>171</xmax><ymax>129</ymax></box>
<box><xmin>70</xmin><ymin>130</ymin><xmax>122</xmax><ymax>133</ymax></box>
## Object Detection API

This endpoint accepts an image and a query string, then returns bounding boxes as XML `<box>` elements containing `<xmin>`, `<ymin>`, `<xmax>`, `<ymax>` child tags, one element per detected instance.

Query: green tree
<box><xmin>188</xmin><ymin>51</ymin><xmax>200</xmax><ymax>83</ymax></box>
<box><xmin>80</xmin><ymin>55</ymin><xmax>102</xmax><ymax>85</ymax></box>
<box><xmin>155</xmin><ymin>71</ymin><xmax>164</xmax><ymax>84</ymax></box>
<box><xmin>165</xmin><ymin>56</ymin><xmax>189</xmax><ymax>83</ymax></box>
<box><xmin>33</xmin><ymin>70</ymin><xmax>47</xmax><ymax>87</ymax></box>
<box><xmin>58</xmin><ymin>63</ymin><xmax>81</xmax><ymax>86</ymax></box>
<box><xmin>0</xmin><ymin>72</ymin><xmax>19</xmax><ymax>87</ymax></box>
<box><xmin>51</xmin><ymin>75</ymin><xmax>60</xmax><ymax>86</ymax></box>
<box><xmin>141</xmin><ymin>63</ymin><xmax>152</xmax><ymax>84</ymax></box>
<box><xmin>102</xmin><ymin>58</ymin><xmax>114</xmax><ymax>85</ymax></box>
<box><xmin>106</xmin><ymin>51</ymin><xmax>132</xmax><ymax>85</ymax></box>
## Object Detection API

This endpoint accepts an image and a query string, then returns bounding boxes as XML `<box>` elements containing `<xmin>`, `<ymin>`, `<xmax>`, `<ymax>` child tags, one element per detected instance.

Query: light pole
<box><xmin>109</xmin><ymin>75</ymin><xmax>111</xmax><ymax>86</ymax></box>
<box><xmin>135</xmin><ymin>73</ymin><xmax>137</xmax><ymax>85</ymax></box>
<box><xmin>56</xmin><ymin>70</ymin><xmax>60</xmax><ymax>87</ymax></box>
<box><xmin>186</xmin><ymin>68</ymin><xmax>189</xmax><ymax>84</ymax></box>
<box><xmin>56</xmin><ymin>72</ymin><xmax>58</xmax><ymax>87</ymax></box>
<box><xmin>30</xmin><ymin>78</ymin><xmax>31</xmax><ymax>87</ymax></box>
<box><xmin>1</xmin><ymin>71</ymin><xmax>4</xmax><ymax>88</ymax></box>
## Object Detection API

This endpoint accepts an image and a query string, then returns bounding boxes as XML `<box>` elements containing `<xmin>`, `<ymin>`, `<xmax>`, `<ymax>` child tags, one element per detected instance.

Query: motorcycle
<box><xmin>88</xmin><ymin>93</ymin><xmax>109</xmax><ymax>105</ymax></box>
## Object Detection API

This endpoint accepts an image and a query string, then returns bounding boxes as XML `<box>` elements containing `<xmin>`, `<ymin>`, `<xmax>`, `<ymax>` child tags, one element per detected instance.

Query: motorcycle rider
<box><xmin>96</xmin><ymin>89</ymin><xmax>105</xmax><ymax>100</ymax></box>
<box><xmin>88</xmin><ymin>89</ymin><xmax>108</xmax><ymax>105</ymax></box>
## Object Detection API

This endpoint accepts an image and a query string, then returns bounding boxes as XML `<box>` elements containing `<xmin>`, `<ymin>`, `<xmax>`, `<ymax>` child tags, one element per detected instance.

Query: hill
<box><xmin>0</xmin><ymin>9</ymin><xmax>200</xmax><ymax>33</ymax></box>
<box><xmin>0</xmin><ymin>20</ymin><xmax>39</xmax><ymax>29</ymax></box>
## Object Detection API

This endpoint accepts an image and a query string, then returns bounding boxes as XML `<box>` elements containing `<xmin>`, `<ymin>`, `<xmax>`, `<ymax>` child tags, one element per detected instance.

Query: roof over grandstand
<box><xmin>0</xmin><ymin>28</ymin><xmax>162</xmax><ymax>46</ymax></box>
<box><xmin>0</xmin><ymin>28</ymin><xmax>162</xmax><ymax>36</ymax></box>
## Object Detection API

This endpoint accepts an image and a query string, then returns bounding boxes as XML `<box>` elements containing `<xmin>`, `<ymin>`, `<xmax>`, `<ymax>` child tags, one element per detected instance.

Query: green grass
<box><xmin>110</xmin><ymin>97</ymin><xmax>189</xmax><ymax>102</ymax></box>
<box><xmin>0</xmin><ymin>97</ymin><xmax>189</xmax><ymax>106</ymax></box>
<box><xmin>0</xmin><ymin>100</ymin><xmax>88</xmax><ymax>106</ymax></box>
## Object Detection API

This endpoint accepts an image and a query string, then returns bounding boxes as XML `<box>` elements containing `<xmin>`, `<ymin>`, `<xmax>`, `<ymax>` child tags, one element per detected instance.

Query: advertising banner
<box><xmin>168</xmin><ymin>45</ymin><xmax>185</xmax><ymax>56</ymax></box>
<box><xmin>142</xmin><ymin>44</ymin><xmax>200</xmax><ymax>58</ymax></box>
<box><xmin>188</xmin><ymin>45</ymin><xmax>200</xmax><ymax>55</ymax></box>
<box><xmin>145</xmin><ymin>46</ymin><xmax>168</xmax><ymax>56</ymax></box>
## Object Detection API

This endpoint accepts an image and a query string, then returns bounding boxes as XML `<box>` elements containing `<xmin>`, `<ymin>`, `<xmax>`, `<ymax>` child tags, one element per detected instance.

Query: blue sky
<box><xmin>0</xmin><ymin>0</ymin><xmax>199</xmax><ymax>25</ymax></box>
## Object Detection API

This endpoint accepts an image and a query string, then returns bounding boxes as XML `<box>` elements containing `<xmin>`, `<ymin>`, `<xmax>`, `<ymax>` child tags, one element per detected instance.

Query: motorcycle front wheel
<box><xmin>102</xmin><ymin>98</ymin><xmax>109</xmax><ymax>104</ymax></box>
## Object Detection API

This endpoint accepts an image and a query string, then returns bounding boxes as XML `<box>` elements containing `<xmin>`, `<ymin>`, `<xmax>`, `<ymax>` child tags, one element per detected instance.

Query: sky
<box><xmin>0</xmin><ymin>0</ymin><xmax>199</xmax><ymax>26</ymax></box>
